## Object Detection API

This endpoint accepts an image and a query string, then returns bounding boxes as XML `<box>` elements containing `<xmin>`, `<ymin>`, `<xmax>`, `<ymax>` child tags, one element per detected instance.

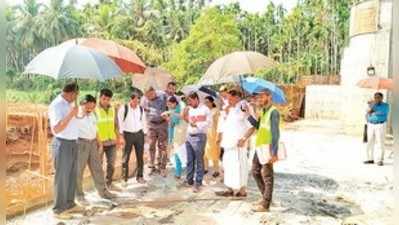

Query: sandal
<box><xmin>215</xmin><ymin>190</ymin><xmax>234</xmax><ymax>197</ymax></box>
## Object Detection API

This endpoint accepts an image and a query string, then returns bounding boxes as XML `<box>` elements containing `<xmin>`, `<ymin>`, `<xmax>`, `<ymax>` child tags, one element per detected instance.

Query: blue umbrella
<box><xmin>241</xmin><ymin>77</ymin><xmax>287</xmax><ymax>104</ymax></box>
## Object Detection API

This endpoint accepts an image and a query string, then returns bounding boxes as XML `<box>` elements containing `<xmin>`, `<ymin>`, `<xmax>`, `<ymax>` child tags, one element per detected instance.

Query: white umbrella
<box><xmin>198</xmin><ymin>51</ymin><xmax>277</xmax><ymax>85</ymax></box>
<box><xmin>24</xmin><ymin>41</ymin><xmax>123</xmax><ymax>81</ymax></box>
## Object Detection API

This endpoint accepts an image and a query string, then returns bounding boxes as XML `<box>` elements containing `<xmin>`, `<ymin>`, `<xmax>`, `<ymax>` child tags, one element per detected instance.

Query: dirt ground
<box><xmin>7</xmin><ymin>119</ymin><xmax>394</xmax><ymax>225</ymax></box>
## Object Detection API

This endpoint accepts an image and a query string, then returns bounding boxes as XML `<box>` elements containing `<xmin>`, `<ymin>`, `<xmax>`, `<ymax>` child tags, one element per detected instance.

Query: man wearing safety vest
<box><xmin>96</xmin><ymin>88</ymin><xmax>120</xmax><ymax>188</ymax></box>
<box><xmin>239</xmin><ymin>88</ymin><xmax>280</xmax><ymax>213</ymax></box>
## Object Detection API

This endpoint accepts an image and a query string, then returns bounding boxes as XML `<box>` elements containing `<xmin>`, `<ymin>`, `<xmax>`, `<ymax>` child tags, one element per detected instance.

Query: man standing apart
<box><xmin>142</xmin><ymin>87</ymin><xmax>169</xmax><ymax>177</ymax></box>
<box><xmin>240</xmin><ymin>88</ymin><xmax>280</xmax><ymax>212</ymax></box>
<box><xmin>96</xmin><ymin>88</ymin><xmax>120</xmax><ymax>188</ymax></box>
<box><xmin>182</xmin><ymin>92</ymin><xmax>211</xmax><ymax>193</ymax></box>
<box><xmin>364</xmin><ymin>92</ymin><xmax>390</xmax><ymax>166</ymax></box>
<box><xmin>216</xmin><ymin>89</ymin><xmax>252</xmax><ymax>197</ymax></box>
<box><xmin>118</xmin><ymin>94</ymin><xmax>147</xmax><ymax>184</ymax></box>
<box><xmin>48</xmin><ymin>83</ymin><xmax>81</xmax><ymax>217</ymax></box>
<box><xmin>76</xmin><ymin>95</ymin><xmax>116</xmax><ymax>203</ymax></box>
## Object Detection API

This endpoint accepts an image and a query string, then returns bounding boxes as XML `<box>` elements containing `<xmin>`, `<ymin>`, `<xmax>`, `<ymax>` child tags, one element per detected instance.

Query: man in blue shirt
<box><xmin>364</xmin><ymin>92</ymin><xmax>390</xmax><ymax>166</ymax></box>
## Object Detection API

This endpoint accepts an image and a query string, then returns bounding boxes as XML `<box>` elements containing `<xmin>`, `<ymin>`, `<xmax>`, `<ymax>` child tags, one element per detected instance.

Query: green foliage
<box><xmin>164</xmin><ymin>7</ymin><xmax>241</xmax><ymax>85</ymax></box>
<box><xmin>6</xmin><ymin>0</ymin><xmax>352</xmax><ymax>104</ymax></box>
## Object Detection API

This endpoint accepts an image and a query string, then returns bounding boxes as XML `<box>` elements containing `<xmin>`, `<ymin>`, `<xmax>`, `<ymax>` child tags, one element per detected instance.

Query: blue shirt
<box><xmin>367</xmin><ymin>102</ymin><xmax>390</xmax><ymax>124</ymax></box>
<box><xmin>48</xmin><ymin>94</ymin><xmax>79</xmax><ymax>140</ymax></box>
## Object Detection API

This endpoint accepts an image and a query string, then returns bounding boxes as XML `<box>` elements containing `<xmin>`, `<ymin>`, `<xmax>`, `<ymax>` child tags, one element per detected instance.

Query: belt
<box><xmin>369</xmin><ymin>121</ymin><xmax>385</xmax><ymax>124</ymax></box>
<box><xmin>78</xmin><ymin>137</ymin><xmax>97</xmax><ymax>142</ymax></box>
<box><xmin>189</xmin><ymin>133</ymin><xmax>206</xmax><ymax>137</ymax></box>
<box><xmin>123</xmin><ymin>130</ymin><xmax>143</xmax><ymax>135</ymax></box>
<box><xmin>55</xmin><ymin>137</ymin><xmax>77</xmax><ymax>142</ymax></box>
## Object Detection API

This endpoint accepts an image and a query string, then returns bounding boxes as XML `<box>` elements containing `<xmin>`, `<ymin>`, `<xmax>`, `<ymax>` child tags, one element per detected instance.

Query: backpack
<box><xmin>123</xmin><ymin>104</ymin><xmax>143</xmax><ymax>121</ymax></box>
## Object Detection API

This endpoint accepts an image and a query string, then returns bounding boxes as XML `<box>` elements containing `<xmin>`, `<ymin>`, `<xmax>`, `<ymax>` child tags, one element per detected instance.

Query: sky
<box><xmin>6</xmin><ymin>0</ymin><xmax>297</xmax><ymax>13</ymax></box>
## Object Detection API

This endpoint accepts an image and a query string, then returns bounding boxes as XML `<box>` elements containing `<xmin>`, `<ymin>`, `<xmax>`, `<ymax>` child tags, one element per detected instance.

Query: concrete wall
<box><xmin>305</xmin><ymin>0</ymin><xmax>392</xmax><ymax>135</ymax></box>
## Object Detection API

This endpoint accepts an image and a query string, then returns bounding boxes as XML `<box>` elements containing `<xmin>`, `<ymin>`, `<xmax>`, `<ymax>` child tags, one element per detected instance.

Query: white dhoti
<box><xmin>223</xmin><ymin>147</ymin><xmax>249</xmax><ymax>190</ymax></box>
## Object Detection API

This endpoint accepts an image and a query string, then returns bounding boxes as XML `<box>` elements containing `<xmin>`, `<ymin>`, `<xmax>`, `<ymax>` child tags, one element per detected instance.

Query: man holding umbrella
<box><xmin>239</xmin><ymin>87</ymin><xmax>281</xmax><ymax>213</ymax></box>
<box><xmin>48</xmin><ymin>83</ymin><xmax>82</xmax><ymax>216</ymax></box>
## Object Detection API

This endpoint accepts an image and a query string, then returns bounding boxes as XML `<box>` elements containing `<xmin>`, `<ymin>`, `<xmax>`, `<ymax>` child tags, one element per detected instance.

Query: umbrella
<box><xmin>181</xmin><ymin>84</ymin><xmax>220</xmax><ymax>105</ymax></box>
<box><xmin>356</xmin><ymin>77</ymin><xmax>393</xmax><ymax>90</ymax></box>
<box><xmin>68</xmin><ymin>38</ymin><xmax>146</xmax><ymax>74</ymax></box>
<box><xmin>24</xmin><ymin>41</ymin><xmax>123</xmax><ymax>81</ymax></box>
<box><xmin>198</xmin><ymin>51</ymin><xmax>277</xmax><ymax>85</ymax></box>
<box><xmin>241</xmin><ymin>77</ymin><xmax>287</xmax><ymax>104</ymax></box>
<box><xmin>132</xmin><ymin>67</ymin><xmax>174</xmax><ymax>91</ymax></box>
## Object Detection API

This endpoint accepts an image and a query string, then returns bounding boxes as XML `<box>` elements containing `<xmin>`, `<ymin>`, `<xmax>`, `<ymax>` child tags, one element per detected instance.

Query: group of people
<box><xmin>48</xmin><ymin>81</ymin><xmax>281</xmax><ymax>218</ymax></box>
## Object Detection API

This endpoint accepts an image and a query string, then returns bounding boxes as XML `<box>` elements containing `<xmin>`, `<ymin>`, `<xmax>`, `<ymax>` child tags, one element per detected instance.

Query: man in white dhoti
<box><xmin>216</xmin><ymin>89</ymin><xmax>252</xmax><ymax>197</ymax></box>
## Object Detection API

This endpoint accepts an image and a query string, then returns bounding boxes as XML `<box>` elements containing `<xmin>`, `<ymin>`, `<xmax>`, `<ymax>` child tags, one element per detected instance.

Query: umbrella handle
<box><xmin>239</xmin><ymin>75</ymin><xmax>247</xmax><ymax>99</ymax></box>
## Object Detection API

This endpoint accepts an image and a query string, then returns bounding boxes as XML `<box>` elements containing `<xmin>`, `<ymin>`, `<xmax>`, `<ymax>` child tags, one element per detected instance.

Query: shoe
<box><xmin>215</xmin><ymin>190</ymin><xmax>234</xmax><ymax>197</ymax></box>
<box><xmin>160</xmin><ymin>169</ymin><xmax>167</xmax><ymax>178</ymax></box>
<box><xmin>181</xmin><ymin>180</ymin><xmax>194</xmax><ymax>188</ymax></box>
<box><xmin>100</xmin><ymin>191</ymin><xmax>117</xmax><ymax>199</ymax></box>
<box><xmin>54</xmin><ymin>211</ymin><xmax>74</xmax><ymax>220</ymax></box>
<box><xmin>253</xmin><ymin>199</ymin><xmax>265</xmax><ymax>206</ymax></box>
<box><xmin>174</xmin><ymin>175</ymin><xmax>181</xmax><ymax>180</ymax></box>
<box><xmin>212</xmin><ymin>172</ymin><xmax>220</xmax><ymax>178</ymax></box>
<box><xmin>137</xmin><ymin>177</ymin><xmax>147</xmax><ymax>184</ymax></box>
<box><xmin>234</xmin><ymin>191</ymin><xmax>247</xmax><ymax>198</ymax></box>
<box><xmin>64</xmin><ymin>205</ymin><xmax>85</xmax><ymax>214</ymax></box>
<box><xmin>148</xmin><ymin>164</ymin><xmax>155</xmax><ymax>169</ymax></box>
<box><xmin>363</xmin><ymin>160</ymin><xmax>374</xmax><ymax>164</ymax></box>
<box><xmin>204</xmin><ymin>170</ymin><xmax>209</xmax><ymax>175</ymax></box>
<box><xmin>251</xmin><ymin>204</ymin><xmax>269</xmax><ymax>213</ymax></box>
<box><xmin>377</xmin><ymin>161</ymin><xmax>384</xmax><ymax>166</ymax></box>
<box><xmin>193</xmin><ymin>184</ymin><xmax>201</xmax><ymax>193</ymax></box>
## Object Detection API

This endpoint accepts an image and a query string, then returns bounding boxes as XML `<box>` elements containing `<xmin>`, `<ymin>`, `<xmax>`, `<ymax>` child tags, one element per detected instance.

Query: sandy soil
<box><xmin>7</xmin><ymin>119</ymin><xmax>394</xmax><ymax>225</ymax></box>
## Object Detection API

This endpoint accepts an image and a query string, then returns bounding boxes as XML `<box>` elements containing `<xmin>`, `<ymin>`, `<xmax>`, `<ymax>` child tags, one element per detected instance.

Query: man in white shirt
<box><xmin>75</xmin><ymin>95</ymin><xmax>116</xmax><ymax>203</ymax></box>
<box><xmin>182</xmin><ymin>92</ymin><xmax>211</xmax><ymax>193</ymax></box>
<box><xmin>216</xmin><ymin>89</ymin><xmax>252</xmax><ymax>198</ymax></box>
<box><xmin>118</xmin><ymin>93</ymin><xmax>147</xmax><ymax>184</ymax></box>
<box><xmin>48</xmin><ymin>83</ymin><xmax>81</xmax><ymax>216</ymax></box>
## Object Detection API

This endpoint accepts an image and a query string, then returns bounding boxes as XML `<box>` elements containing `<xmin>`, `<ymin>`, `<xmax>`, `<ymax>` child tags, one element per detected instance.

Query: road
<box><xmin>7</xmin><ymin>120</ymin><xmax>394</xmax><ymax>225</ymax></box>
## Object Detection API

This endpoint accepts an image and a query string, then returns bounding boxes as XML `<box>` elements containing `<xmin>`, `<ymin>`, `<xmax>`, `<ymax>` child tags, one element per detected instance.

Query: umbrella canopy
<box><xmin>198</xmin><ymin>51</ymin><xmax>277</xmax><ymax>85</ymax></box>
<box><xmin>356</xmin><ymin>77</ymin><xmax>393</xmax><ymax>90</ymax></box>
<box><xmin>241</xmin><ymin>77</ymin><xmax>287</xmax><ymax>104</ymax></box>
<box><xmin>67</xmin><ymin>38</ymin><xmax>146</xmax><ymax>74</ymax></box>
<box><xmin>24</xmin><ymin>41</ymin><xmax>123</xmax><ymax>81</ymax></box>
<box><xmin>132</xmin><ymin>67</ymin><xmax>174</xmax><ymax>91</ymax></box>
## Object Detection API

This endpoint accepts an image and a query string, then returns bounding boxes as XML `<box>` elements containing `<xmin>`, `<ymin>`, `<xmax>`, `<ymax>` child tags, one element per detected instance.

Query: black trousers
<box><xmin>123</xmin><ymin>130</ymin><xmax>145</xmax><ymax>181</ymax></box>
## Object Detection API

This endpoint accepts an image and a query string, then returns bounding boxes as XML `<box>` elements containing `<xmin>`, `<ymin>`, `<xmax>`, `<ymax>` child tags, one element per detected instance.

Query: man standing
<box><xmin>76</xmin><ymin>95</ymin><xmax>116</xmax><ymax>203</ymax></box>
<box><xmin>96</xmin><ymin>89</ymin><xmax>119</xmax><ymax>188</ymax></box>
<box><xmin>118</xmin><ymin>94</ymin><xmax>147</xmax><ymax>184</ymax></box>
<box><xmin>241</xmin><ymin>88</ymin><xmax>280</xmax><ymax>212</ymax></box>
<box><xmin>216</xmin><ymin>89</ymin><xmax>252</xmax><ymax>197</ymax></box>
<box><xmin>364</xmin><ymin>92</ymin><xmax>390</xmax><ymax>166</ymax></box>
<box><xmin>141</xmin><ymin>87</ymin><xmax>169</xmax><ymax>177</ymax></box>
<box><xmin>182</xmin><ymin>92</ymin><xmax>211</xmax><ymax>193</ymax></box>
<box><xmin>48</xmin><ymin>83</ymin><xmax>81</xmax><ymax>217</ymax></box>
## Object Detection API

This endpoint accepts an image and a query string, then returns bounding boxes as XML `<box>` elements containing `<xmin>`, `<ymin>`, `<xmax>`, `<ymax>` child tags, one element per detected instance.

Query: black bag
<box><xmin>363</xmin><ymin>124</ymin><xmax>368</xmax><ymax>143</ymax></box>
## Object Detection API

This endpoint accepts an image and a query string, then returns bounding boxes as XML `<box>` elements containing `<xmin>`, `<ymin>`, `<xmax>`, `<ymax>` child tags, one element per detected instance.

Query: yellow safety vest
<box><xmin>255</xmin><ymin>106</ymin><xmax>276</xmax><ymax>147</ymax></box>
<box><xmin>96</xmin><ymin>106</ymin><xmax>116</xmax><ymax>142</ymax></box>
